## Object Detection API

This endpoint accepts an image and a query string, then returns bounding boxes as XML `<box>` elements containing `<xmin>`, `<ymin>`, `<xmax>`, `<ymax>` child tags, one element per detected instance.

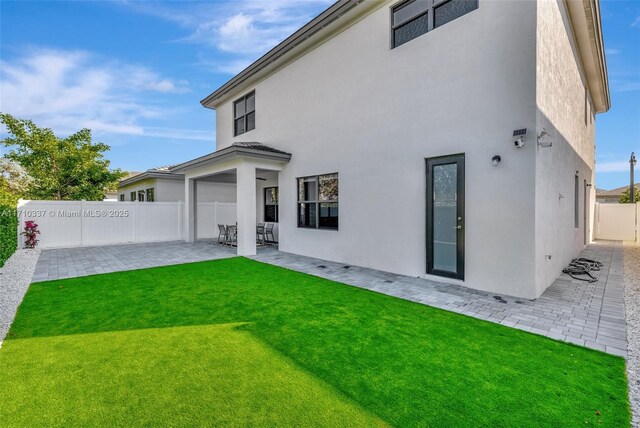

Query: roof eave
<box><xmin>200</xmin><ymin>0</ymin><xmax>362</xmax><ymax>110</ymax></box>
<box><xmin>565</xmin><ymin>0</ymin><xmax>611</xmax><ymax>113</ymax></box>
<box><xmin>118</xmin><ymin>171</ymin><xmax>184</xmax><ymax>187</ymax></box>
<box><xmin>169</xmin><ymin>147</ymin><xmax>292</xmax><ymax>173</ymax></box>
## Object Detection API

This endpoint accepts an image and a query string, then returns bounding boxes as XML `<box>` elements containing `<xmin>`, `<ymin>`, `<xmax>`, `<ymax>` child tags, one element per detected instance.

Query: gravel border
<box><xmin>624</xmin><ymin>241</ymin><xmax>640</xmax><ymax>427</ymax></box>
<box><xmin>0</xmin><ymin>249</ymin><xmax>40</xmax><ymax>348</ymax></box>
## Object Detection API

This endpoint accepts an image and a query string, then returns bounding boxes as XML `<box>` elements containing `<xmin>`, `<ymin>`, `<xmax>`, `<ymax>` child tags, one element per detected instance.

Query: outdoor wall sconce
<box><xmin>537</xmin><ymin>128</ymin><xmax>553</xmax><ymax>148</ymax></box>
<box><xmin>492</xmin><ymin>155</ymin><xmax>501</xmax><ymax>166</ymax></box>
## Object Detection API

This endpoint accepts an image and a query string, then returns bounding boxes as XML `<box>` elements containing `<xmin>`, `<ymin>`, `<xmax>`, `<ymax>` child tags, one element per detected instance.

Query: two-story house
<box><xmin>170</xmin><ymin>0</ymin><xmax>609</xmax><ymax>299</ymax></box>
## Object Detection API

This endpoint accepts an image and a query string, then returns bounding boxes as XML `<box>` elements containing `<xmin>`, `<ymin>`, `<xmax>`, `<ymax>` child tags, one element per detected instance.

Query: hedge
<box><xmin>0</xmin><ymin>204</ymin><xmax>18</xmax><ymax>267</ymax></box>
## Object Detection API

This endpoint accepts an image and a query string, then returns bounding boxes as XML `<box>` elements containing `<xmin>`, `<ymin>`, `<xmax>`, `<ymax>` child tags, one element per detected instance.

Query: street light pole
<box><xmin>631</xmin><ymin>152</ymin><xmax>637</xmax><ymax>204</ymax></box>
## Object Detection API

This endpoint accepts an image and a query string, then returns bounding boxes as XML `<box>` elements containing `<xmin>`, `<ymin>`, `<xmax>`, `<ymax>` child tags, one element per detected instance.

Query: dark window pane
<box><xmin>265</xmin><ymin>205</ymin><xmax>277</xmax><ymax>222</ymax></box>
<box><xmin>146</xmin><ymin>188</ymin><xmax>155</xmax><ymax>202</ymax></box>
<box><xmin>246</xmin><ymin>93</ymin><xmax>255</xmax><ymax>112</ymax></box>
<box><xmin>235</xmin><ymin>118</ymin><xmax>245</xmax><ymax>136</ymax></box>
<box><xmin>434</xmin><ymin>0</ymin><xmax>478</xmax><ymax>28</ymax></box>
<box><xmin>393</xmin><ymin>0</ymin><xmax>429</xmax><ymax>26</ymax></box>
<box><xmin>234</xmin><ymin>99</ymin><xmax>245</xmax><ymax>118</ymax></box>
<box><xmin>298</xmin><ymin>203</ymin><xmax>317</xmax><ymax>228</ymax></box>
<box><xmin>130</xmin><ymin>192</ymin><xmax>136</xmax><ymax>201</ymax></box>
<box><xmin>393</xmin><ymin>13</ymin><xmax>428</xmax><ymax>47</ymax></box>
<box><xmin>319</xmin><ymin>203</ymin><xmax>339</xmax><ymax>229</ymax></box>
<box><xmin>138</xmin><ymin>190</ymin><xmax>145</xmax><ymax>202</ymax></box>
<box><xmin>246</xmin><ymin>111</ymin><xmax>255</xmax><ymax>132</ymax></box>
<box><xmin>319</xmin><ymin>174</ymin><xmax>338</xmax><ymax>201</ymax></box>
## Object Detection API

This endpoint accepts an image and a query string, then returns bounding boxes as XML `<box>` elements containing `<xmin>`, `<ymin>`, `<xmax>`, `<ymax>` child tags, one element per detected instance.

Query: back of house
<box><xmin>175</xmin><ymin>0</ymin><xmax>608</xmax><ymax>299</ymax></box>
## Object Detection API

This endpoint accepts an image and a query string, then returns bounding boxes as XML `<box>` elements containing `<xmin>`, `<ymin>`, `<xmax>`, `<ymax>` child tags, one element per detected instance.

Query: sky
<box><xmin>0</xmin><ymin>0</ymin><xmax>638</xmax><ymax>190</ymax></box>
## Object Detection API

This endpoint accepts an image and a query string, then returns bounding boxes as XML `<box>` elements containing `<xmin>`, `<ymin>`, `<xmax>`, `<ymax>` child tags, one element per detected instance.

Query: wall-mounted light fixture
<box><xmin>537</xmin><ymin>128</ymin><xmax>553</xmax><ymax>148</ymax></box>
<box><xmin>492</xmin><ymin>155</ymin><xmax>501</xmax><ymax>166</ymax></box>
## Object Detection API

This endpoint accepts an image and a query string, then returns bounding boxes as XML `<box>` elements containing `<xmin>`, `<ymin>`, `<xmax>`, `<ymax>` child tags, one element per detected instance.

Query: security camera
<box><xmin>538</xmin><ymin>140</ymin><xmax>553</xmax><ymax>148</ymax></box>
<box><xmin>514</xmin><ymin>136</ymin><xmax>525</xmax><ymax>148</ymax></box>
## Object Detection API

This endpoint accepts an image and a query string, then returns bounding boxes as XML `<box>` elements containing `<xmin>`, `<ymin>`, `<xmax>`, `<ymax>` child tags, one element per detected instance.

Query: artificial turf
<box><xmin>0</xmin><ymin>257</ymin><xmax>631</xmax><ymax>427</ymax></box>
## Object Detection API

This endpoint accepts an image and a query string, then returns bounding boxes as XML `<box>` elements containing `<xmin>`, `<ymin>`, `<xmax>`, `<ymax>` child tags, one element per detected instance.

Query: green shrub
<box><xmin>0</xmin><ymin>203</ymin><xmax>18</xmax><ymax>267</ymax></box>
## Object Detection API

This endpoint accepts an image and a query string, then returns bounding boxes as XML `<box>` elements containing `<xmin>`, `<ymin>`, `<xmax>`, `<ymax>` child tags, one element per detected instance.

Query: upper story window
<box><xmin>391</xmin><ymin>0</ymin><xmax>478</xmax><ymax>48</ymax></box>
<box><xmin>298</xmin><ymin>173</ymin><xmax>339</xmax><ymax>230</ymax></box>
<box><xmin>234</xmin><ymin>91</ymin><xmax>255</xmax><ymax>136</ymax></box>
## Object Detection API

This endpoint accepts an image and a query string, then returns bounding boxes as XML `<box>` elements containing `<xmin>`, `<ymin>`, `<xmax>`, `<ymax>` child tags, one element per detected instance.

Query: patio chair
<box><xmin>265</xmin><ymin>223</ymin><xmax>276</xmax><ymax>245</ymax></box>
<box><xmin>256</xmin><ymin>223</ymin><xmax>266</xmax><ymax>245</ymax></box>
<box><xmin>217</xmin><ymin>224</ymin><xmax>229</xmax><ymax>246</ymax></box>
<box><xmin>227</xmin><ymin>225</ymin><xmax>237</xmax><ymax>247</ymax></box>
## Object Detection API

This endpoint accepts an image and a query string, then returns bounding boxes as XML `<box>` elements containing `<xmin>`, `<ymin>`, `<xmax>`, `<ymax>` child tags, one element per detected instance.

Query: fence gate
<box><xmin>594</xmin><ymin>202</ymin><xmax>638</xmax><ymax>241</ymax></box>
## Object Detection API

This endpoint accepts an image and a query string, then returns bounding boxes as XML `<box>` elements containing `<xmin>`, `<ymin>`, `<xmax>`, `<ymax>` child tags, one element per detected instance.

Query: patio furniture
<box><xmin>265</xmin><ymin>223</ymin><xmax>276</xmax><ymax>245</ymax></box>
<box><xmin>217</xmin><ymin>224</ymin><xmax>229</xmax><ymax>246</ymax></box>
<box><xmin>256</xmin><ymin>223</ymin><xmax>266</xmax><ymax>245</ymax></box>
<box><xmin>226</xmin><ymin>225</ymin><xmax>237</xmax><ymax>247</ymax></box>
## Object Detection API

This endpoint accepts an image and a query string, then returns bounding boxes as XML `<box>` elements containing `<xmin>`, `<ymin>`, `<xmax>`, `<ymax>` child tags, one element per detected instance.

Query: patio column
<box><xmin>236</xmin><ymin>163</ymin><xmax>257</xmax><ymax>256</ymax></box>
<box><xmin>185</xmin><ymin>178</ymin><xmax>197</xmax><ymax>242</ymax></box>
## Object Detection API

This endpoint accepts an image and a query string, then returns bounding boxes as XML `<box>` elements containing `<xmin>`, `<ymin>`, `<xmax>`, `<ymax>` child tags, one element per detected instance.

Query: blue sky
<box><xmin>0</xmin><ymin>0</ymin><xmax>638</xmax><ymax>189</ymax></box>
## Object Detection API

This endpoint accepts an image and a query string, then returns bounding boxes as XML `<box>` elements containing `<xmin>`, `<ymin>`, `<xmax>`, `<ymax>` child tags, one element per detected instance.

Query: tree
<box><xmin>619</xmin><ymin>186</ymin><xmax>640</xmax><ymax>204</ymax></box>
<box><xmin>0</xmin><ymin>113</ymin><xmax>125</xmax><ymax>200</ymax></box>
<box><xmin>0</xmin><ymin>159</ymin><xmax>32</xmax><ymax>205</ymax></box>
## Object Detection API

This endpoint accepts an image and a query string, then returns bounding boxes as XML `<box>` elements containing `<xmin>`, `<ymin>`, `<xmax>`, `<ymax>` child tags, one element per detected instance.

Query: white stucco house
<box><xmin>170</xmin><ymin>0</ymin><xmax>609</xmax><ymax>300</ymax></box>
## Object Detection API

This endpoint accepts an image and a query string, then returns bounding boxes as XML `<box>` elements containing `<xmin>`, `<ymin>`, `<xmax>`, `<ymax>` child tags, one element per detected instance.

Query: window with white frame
<box><xmin>138</xmin><ymin>190</ymin><xmax>145</xmax><ymax>202</ymax></box>
<box><xmin>297</xmin><ymin>174</ymin><xmax>338</xmax><ymax>230</ymax></box>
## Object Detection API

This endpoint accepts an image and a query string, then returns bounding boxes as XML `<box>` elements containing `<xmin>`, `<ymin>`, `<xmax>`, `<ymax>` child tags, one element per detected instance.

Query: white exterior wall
<box><xmin>214</xmin><ymin>1</ymin><xmax>539</xmax><ymax>297</ymax></box>
<box><xmin>534</xmin><ymin>0</ymin><xmax>596</xmax><ymax>296</ymax></box>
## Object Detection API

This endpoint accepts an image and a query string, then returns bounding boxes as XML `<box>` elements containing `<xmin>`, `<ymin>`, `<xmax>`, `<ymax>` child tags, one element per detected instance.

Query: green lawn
<box><xmin>0</xmin><ymin>258</ymin><xmax>630</xmax><ymax>427</ymax></box>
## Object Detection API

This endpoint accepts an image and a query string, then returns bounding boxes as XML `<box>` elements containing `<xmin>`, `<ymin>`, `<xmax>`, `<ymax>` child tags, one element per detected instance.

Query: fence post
<box><xmin>80</xmin><ymin>200</ymin><xmax>85</xmax><ymax>246</ymax></box>
<box><xmin>178</xmin><ymin>201</ymin><xmax>183</xmax><ymax>240</ymax></box>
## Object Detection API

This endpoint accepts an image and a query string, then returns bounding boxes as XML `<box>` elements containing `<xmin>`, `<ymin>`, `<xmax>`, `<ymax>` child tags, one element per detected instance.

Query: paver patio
<box><xmin>31</xmin><ymin>240</ymin><xmax>627</xmax><ymax>356</ymax></box>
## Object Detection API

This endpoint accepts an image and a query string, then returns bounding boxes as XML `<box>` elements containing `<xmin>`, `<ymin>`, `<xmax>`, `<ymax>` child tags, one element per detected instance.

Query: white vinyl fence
<box><xmin>17</xmin><ymin>200</ymin><xmax>237</xmax><ymax>249</ymax></box>
<box><xmin>594</xmin><ymin>202</ymin><xmax>639</xmax><ymax>241</ymax></box>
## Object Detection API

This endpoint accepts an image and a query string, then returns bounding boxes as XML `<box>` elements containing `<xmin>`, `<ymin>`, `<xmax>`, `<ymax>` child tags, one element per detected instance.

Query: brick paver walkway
<box><xmin>32</xmin><ymin>240</ymin><xmax>627</xmax><ymax>357</ymax></box>
<box><xmin>252</xmin><ymin>241</ymin><xmax>627</xmax><ymax>357</ymax></box>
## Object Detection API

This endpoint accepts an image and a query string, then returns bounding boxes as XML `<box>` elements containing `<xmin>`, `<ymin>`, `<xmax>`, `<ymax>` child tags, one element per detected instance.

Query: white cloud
<box><xmin>597</xmin><ymin>161</ymin><xmax>639</xmax><ymax>173</ymax></box>
<box><xmin>605</xmin><ymin>48</ymin><xmax>620</xmax><ymax>55</ymax></box>
<box><xmin>0</xmin><ymin>48</ymin><xmax>205</xmax><ymax>140</ymax></box>
<box><xmin>632</xmin><ymin>16</ymin><xmax>640</xmax><ymax>28</ymax></box>
<box><xmin>123</xmin><ymin>0</ymin><xmax>332</xmax><ymax>74</ymax></box>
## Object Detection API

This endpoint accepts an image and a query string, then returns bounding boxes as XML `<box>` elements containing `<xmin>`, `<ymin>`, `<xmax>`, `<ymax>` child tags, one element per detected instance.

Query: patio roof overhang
<box><xmin>169</xmin><ymin>142</ymin><xmax>292</xmax><ymax>173</ymax></box>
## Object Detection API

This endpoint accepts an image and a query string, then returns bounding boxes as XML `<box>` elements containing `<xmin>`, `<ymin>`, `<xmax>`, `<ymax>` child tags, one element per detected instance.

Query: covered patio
<box><xmin>170</xmin><ymin>142</ymin><xmax>291</xmax><ymax>256</ymax></box>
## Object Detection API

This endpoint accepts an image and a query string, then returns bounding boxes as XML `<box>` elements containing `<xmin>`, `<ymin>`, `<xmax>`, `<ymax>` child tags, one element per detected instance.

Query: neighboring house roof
<box><xmin>597</xmin><ymin>183</ymin><xmax>640</xmax><ymax>198</ymax></box>
<box><xmin>118</xmin><ymin>165</ymin><xmax>183</xmax><ymax>187</ymax></box>
<box><xmin>201</xmin><ymin>0</ymin><xmax>610</xmax><ymax>112</ymax></box>
<box><xmin>170</xmin><ymin>142</ymin><xmax>292</xmax><ymax>172</ymax></box>
<box><xmin>595</xmin><ymin>188</ymin><xmax>607</xmax><ymax>195</ymax></box>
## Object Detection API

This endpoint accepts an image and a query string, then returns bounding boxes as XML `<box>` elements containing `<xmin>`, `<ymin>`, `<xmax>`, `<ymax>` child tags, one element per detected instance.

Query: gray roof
<box><xmin>597</xmin><ymin>183</ymin><xmax>640</xmax><ymax>197</ymax></box>
<box><xmin>170</xmin><ymin>142</ymin><xmax>292</xmax><ymax>172</ymax></box>
<box><xmin>118</xmin><ymin>164</ymin><xmax>183</xmax><ymax>187</ymax></box>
